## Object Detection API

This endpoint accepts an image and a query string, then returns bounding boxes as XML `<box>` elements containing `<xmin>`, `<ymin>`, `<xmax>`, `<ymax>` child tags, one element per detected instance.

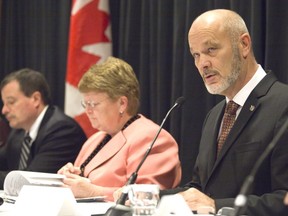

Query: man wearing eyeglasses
<box><xmin>0</xmin><ymin>68</ymin><xmax>87</xmax><ymax>188</ymax></box>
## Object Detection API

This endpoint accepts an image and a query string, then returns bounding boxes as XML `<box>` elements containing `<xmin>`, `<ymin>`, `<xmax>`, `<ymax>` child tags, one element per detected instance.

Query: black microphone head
<box><xmin>175</xmin><ymin>96</ymin><xmax>185</xmax><ymax>108</ymax></box>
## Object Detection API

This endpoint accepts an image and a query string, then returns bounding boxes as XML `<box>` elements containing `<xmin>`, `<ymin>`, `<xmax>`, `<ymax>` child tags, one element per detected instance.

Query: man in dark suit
<box><xmin>0</xmin><ymin>114</ymin><xmax>10</xmax><ymax>148</ymax></box>
<box><xmin>0</xmin><ymin>68</ymin><xmax>87</xmax><ymax>188</ymax></box>
<box><xmin>0</xmin><ymin>114</ymin><xmax>11</xmax><ymax>168</ymax></box>
<box><xmin>163</xmin><ymin>9</ymin><xmax>288</xmax><ymax>215</ymax></box>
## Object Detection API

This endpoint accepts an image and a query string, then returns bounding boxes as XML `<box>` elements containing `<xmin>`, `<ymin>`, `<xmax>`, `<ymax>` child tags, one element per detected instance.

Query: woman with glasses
<box><xmin>58</xmin><ymin>57</ymin><xmax>181</xmax><ymax>201</ymax></box>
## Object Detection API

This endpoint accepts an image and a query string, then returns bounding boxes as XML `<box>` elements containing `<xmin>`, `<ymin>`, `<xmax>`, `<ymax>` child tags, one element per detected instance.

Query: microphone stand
<box><xmin>103</xmin><ymin>97</ymin><xmax>185</xmax><ymax>216</ymax></box>
<box><xmin>232</xmin><ymin>116</ymin><xmax>288</xmax><ymax>216</ymax></box>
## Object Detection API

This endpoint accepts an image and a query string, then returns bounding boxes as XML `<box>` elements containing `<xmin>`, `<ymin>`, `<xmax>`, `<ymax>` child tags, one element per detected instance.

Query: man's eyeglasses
<box><xmin>81</xmin><ymin>98</ymin><xmax>108</xmax><ymax>109</ymax></box>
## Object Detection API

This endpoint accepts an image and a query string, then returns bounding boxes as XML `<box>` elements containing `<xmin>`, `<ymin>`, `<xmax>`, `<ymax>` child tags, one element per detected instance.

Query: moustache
<box><xmin>202</xmin><ymin>70</ymin><xmax>219</xmax><ymax>79</ymax></box>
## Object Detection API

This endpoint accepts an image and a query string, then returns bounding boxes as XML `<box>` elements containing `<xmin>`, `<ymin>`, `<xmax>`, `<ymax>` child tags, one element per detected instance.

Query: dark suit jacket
<box><xmin>0</xmin><ymin>117</ymin><xmax>10</xmax><ymax>147</ymax></box>
<box><xmin>0</xmin><ymin>105</ymin><xmax>87</xmax><ymax>188</ymax></box>
<box><xmin>162</xmin><ymin>72</ymin><xmax>288</xmax><ymax>215</ymax></box>
<box><xmin>0</xmin><ymin>117</ymin><xmax>11</xmax><ymax>169</ymax></box>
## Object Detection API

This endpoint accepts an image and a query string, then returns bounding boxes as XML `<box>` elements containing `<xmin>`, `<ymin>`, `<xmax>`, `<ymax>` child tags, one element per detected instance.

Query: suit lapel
<box><xmin>86</xmin><ymin>131</ymin><xmax>127</xmax><ymax>174</ymax></box>
<box><xmin>38</xmin><ymin>105</ymin><xmax>53</xmax><ymax>129</ymax></box>
<box><xmin>8</xmin><ymin>129</ymin><xmax>25</xmax><ymax>167</ymax></box>
<box><xmin>205</xmin><ymin>102</ymin><xmax>225</xmax><ymax>175</ymax></box>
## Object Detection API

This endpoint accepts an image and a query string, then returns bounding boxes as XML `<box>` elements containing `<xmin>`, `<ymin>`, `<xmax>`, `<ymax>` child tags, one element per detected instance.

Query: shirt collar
<box><xmin>28</xmin><ymin>105</ymin><xmax>49</xmax><ymax>141</ymax></box>
<box><xmin>227</xmin><ymin>64</ymin><xmax>266</xmax><ymax>107</ymax></box>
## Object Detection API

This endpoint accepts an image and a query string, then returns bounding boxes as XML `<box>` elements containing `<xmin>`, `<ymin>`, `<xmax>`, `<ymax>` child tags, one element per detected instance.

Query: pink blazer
<box><xmin>74</xmin><ymin>114</ymin><xmax>182</xmax><ymax>200</ymax></box>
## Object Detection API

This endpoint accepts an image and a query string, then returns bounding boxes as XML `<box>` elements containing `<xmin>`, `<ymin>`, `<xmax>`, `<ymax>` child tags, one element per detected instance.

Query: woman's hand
<box><xmin>62</xmin><ymin>172</ymin><xmax>103</xmax><ymax>198</ymax></box>
<box><xmin>57</xmin><ymin>162</ymin><xmax>81</xmax><ymax>175</ymax></box>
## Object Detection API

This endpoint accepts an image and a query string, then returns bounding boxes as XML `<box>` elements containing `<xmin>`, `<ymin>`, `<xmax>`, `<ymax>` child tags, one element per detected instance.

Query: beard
<box><xmin>205</xmin><ymin>45</ymin><xmax>242</xmax><ymax>95</ymax></box>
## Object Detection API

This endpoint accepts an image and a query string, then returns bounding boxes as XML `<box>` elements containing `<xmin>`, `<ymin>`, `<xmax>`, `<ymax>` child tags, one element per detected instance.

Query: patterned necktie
<box><xmin>18</xmin><ymin>133</ymin><xmax>32</xmax><ymax>170</ymax></box>
<box><xmin>217</xmin><ymin>101</ymin><xmax>239</xmax><ymax>157</ymax></box>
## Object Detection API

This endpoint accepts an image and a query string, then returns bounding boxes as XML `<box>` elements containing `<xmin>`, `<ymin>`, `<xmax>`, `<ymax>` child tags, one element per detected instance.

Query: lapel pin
<box><xmin>250</xmin><ymin>105</ymin><xmax>255</xmax><ymax>111</ymax></box>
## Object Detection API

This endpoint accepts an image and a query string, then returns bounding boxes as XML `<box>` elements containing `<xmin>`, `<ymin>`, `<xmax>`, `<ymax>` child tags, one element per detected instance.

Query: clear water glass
<box><xmin>128</xmin><ymin>184</ymin><xmax>160</xmax><ymax>216</ymax></box>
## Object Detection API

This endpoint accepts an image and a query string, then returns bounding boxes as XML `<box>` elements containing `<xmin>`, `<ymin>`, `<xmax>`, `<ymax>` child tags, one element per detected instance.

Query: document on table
<box><xmin>3</xmin><ymin>170</ymin><xmax>64</xmax><ymax>196</ymax></box>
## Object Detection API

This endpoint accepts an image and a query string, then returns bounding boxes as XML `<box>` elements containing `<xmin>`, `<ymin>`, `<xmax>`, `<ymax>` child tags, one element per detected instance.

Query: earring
<box><xmin>120</xmin><ymin>111</ymin><xmax>123</xmax><ymax>117</ymax></box>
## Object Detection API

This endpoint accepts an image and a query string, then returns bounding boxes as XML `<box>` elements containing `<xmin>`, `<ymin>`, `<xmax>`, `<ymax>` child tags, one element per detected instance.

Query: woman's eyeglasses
<box><xmin>81</xmin><ymin>98</ymin><xmax>108</xmax><ymax>109</ymax></box>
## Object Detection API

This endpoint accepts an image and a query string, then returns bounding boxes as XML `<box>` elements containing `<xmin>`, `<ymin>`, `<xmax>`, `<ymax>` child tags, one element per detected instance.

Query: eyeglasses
<box><xmin>81</xmin><ymin>97</ymin><xmax>108</xmax><ymax>109</ymax></box>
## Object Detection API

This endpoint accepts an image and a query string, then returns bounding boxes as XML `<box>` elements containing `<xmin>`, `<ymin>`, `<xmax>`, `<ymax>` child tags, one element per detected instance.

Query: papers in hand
<box><xmin>3</xmin><ymin>170</ymin><xmax>65</xmax><ymax>196</ymax></box>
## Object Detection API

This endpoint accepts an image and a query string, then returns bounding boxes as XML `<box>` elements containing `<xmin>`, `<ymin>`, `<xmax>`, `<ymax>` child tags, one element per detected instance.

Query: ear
<box><xmin>239</xmin><ymin>33</ymin><xmax>251</xmax><ymax>58</ymax></box>
<box><xmin>118</xmin><ymin>96</ymin><xmax>128</xmax><ymax>113</ymax></box>
<box><xmin>31</xmin><ymin>91</ymin><xmax>42</xmax><ymax>108</ymax></box>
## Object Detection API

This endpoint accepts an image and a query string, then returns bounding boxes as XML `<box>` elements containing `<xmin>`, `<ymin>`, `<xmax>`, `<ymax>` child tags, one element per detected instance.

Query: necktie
<box><xmin>18</xmin><ymin>133</ymin><xmax>32</xmax><ymax>170</ymax></box>
<box><xmin>217</xmin><ymin>101</ymin><xmax>239</xmax><ymax>157</ymax></box>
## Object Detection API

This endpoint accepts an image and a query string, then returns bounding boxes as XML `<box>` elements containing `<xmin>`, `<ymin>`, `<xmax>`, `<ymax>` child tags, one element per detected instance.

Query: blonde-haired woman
<box><xmin>58</xmin><ymin>57</ymin><xmax>181</xmax><ymax>201</ymax></box>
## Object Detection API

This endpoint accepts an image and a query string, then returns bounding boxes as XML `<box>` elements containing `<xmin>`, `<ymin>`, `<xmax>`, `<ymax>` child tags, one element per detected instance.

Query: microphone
<box><xmin>104</xmin><ymin>96</ymin><xmax>185</xmax><ymax>216</ymax></box>
<box><xmin>232</xmin><ymin>115</ymin><xmax>288</xmax><ymax>216</ymax></box>
<box><xmin>0</xmin><ymin>196</ymin><xmax>15</xmax><ymax>205</ymax></box>
<box><xmin>117</xmin><ymin>96</ymin><xmax>185</xmax><ymax>205</ymax></box>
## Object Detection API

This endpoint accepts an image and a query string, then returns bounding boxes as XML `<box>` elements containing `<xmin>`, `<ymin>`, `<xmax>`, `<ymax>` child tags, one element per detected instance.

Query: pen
<box><xmin>76</xmin><ymin>196</ymin><xmax>106</xmax><ymax>203</ymax></box>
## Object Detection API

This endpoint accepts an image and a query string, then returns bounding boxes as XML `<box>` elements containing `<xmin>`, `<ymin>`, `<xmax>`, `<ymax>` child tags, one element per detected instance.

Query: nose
<box><xmin>197</xmin><ymin>55</ymin><xmax>211</xmax><ymax>71</ymax></box>
<box><xmin>85</xmin><ymin>106</ymin><xmax>94</xmax><ymax>114</ymax></box>
<box><xmin>2</xmin><ymin>104</ymin><xmax>9</xmax><ymax>115</ymax></box>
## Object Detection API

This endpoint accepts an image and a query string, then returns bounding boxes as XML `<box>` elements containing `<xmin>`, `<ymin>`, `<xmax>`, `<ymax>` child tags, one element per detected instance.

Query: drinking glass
<box><xmin>128</xmin><ymin>184</ymin><xmax>160</xmax><ymax>216</ymax></box>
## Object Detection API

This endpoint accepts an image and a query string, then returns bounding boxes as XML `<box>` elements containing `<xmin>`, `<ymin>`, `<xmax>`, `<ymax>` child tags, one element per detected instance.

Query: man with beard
<box><xmin>161</xmin><ymin>9</ymin><xmax>288</xmax><ymax>216</ymax></box>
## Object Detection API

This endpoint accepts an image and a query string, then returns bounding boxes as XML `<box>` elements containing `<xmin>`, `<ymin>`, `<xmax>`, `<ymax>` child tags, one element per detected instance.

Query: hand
<box><xmin>113</xmin><ymin>186</ymin><xmax>131</xmax><ymax>205</ymax></box>
<box><xmin>57</xmin><ymin>162</ymin><xmax>81</xmax><ymax>175</ymax></box>
<box><xmin>113</xmin><ymin>187</ymin><xmax>123</xmax><ymax>201</ymax></box>
<box><xmin>62</xmin><ymin>172</ymin><xmax>102</xmax><ymax>198</ymax></box>
<box><xmin>285</xmin><ymin>193</ymin><xmax>288</xmax><ymax>205</ymax></box>
<box><xmin>179</xmin><ymin>188</ymin><xmax>215</xmax><ymax>214</ymax></box>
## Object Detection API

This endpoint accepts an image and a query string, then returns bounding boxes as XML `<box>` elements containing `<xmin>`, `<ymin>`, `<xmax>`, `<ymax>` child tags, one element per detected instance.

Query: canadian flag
<box><xmin>65</xmin><ymin>0</ymin><xmax>112</xmax><ymax>137</ymax></box>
